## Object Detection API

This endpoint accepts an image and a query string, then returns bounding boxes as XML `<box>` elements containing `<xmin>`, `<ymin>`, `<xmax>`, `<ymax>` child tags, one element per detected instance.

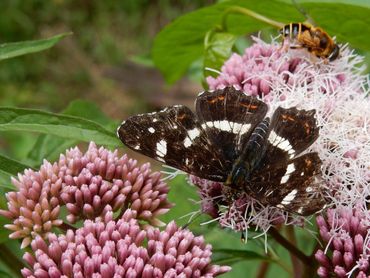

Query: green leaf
<box><xmin>0</xmin><ymin>154</ymin><xmax>32</xmax><ymax>189</ymax></box>
<box><xmin>159</xmin><ymin>175</ymin><xmax>200</xmax><ymax>226</ymax></box>
<box><xmin>0</xmin><ymin>269</ymin><xmax>15</xmax><ymax>278</ymax></box>
<box><xmin>152</xmin><ymin>0</ymin><xmax>302</xmax><ymax>84</ymax></box>
<box><xmin>0</xmin><ymin>107</ymin><xmax>119</xmax><ymax>147</ymax></box>
<box><xmin>0</xmin><ymin>154</ymin><xmax>32</xmax><ymax>176</ymax></box>
<box><xmin>26</xmin><ymin>135</ymin><xmax>75</xmax><ymax>166</ymax></box>
<box><xmin>27</xmin><ymin>100</ymin><xmax>117</xmax><ymax>164</ymax></box>
<box><xmin>0</xmin><ymin>32</ymin><xmax>72</xmax><ymax>61</ymax></box>
<box><xmin>62</xmin><ymin>100</ymin><xmax>116</xmax><ymax>127</ymax></box>
<box><xmin>204</xmin><ymin>31</ymin><xmax>236</xmax><ymax>79</ymax></box>
<box><xmin>296</xmin><ymin>0</ymin><xmax>370</xmax><ymax>10</ymax></box>
<box><xmin>0</xmin><ymin>241</ymin><xmax>25</xmax><ymax>278</ymax></box>
<box><xmin>152</xmin><ymin>0</ymin><xmax>370</xmax><ymax>84</ymax></box>
<box><xmin>0</xmin><ymin>172</ymin><xmax>14</xmax><ymax>190</ymax></box>
<box><xmin>0</xmin><ymin>218</ymin><xmax>11</xmax><ymax>244</ymax></box>
<box><xmin>212</xmin><ymin>248</ymin><xmax>271</xmax><ymax>265</ymax></box>
<box><xmin>130</xmin><ymin>54</ymin><xmax>155</xmax><ymax>67</ymax></box>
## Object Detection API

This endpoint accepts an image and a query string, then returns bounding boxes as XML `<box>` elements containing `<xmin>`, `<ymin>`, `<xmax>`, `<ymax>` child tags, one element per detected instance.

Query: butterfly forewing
<box><xmin>117</xmin><ymin>105</ymin><xmax>229</xmax><ymax>181</ymax></box>
<box><xmin>195</xmin><ymin>87</ymin><xmax>268</xmax><ymax>162</ymax></box>
<box><xmin>260</xmin><ymin>106</ymin><xmax>320</xmax><ymax>168</ymax></box>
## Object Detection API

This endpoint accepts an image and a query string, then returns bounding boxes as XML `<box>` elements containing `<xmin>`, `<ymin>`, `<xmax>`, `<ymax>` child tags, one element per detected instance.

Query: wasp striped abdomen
<box><xmin>280</xmin><ymin>22</ymin><xmax>340</xmax><ymax>61</ymax></box>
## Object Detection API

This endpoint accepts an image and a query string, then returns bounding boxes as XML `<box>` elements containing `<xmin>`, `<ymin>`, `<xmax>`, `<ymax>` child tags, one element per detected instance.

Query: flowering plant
<box><xmin>201</xmin><ymin>37</ymin><xmax>370</xmax><ymax>277</ymax></box>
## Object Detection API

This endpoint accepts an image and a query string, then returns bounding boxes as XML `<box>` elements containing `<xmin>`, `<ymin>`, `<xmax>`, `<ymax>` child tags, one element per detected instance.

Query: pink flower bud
<box><xmin>316</xmin><ymin>206</ymin><xmax>370</xmax><ymax>276</ymax></box>
<box><xmin>22</xmin><ymin>210</ymin><xmax>229</xmax><ymax>277</ymax></box>
<box><xmin>1</xmin><ymin>142</ymin><xmax>173</xmax><ymax>247</ymax></box>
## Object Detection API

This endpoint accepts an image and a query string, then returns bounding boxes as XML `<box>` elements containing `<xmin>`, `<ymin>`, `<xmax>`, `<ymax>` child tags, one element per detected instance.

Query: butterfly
<box><xmin>117</xmin><ymin>87</ymin><xmax>326</xmax><ymax>215</ymax></box>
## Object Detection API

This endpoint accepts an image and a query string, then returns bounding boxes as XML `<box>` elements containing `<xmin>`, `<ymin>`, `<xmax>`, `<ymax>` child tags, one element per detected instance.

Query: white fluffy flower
<box><xmin>196</xmin><ymin>37</ymin><xmax>370</xmax><ymax>245</ymax></box>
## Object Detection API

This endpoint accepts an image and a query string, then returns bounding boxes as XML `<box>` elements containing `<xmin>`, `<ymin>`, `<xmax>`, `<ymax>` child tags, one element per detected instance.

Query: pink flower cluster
<box><xmin>21</xmin><ymin>209</ymin><xmax>230</xmax><ymax>277</ymax></box>
<box><xmin>1</xmin><ymin>143</ymin><xmax>231</xmax><ymax>277</ymax></box>
<box><xmin>206</xmin><ymin>37</ymin><xmax>348</xmax><ymax>98</ymax></box>
<box><xmin>315</xmin><ymin>206</ymin><xmax>370</xmax><ymax>277</ymax></box>
<box><xmin>207</xmin><ymin>43</ymin><xmax>292</xmax><ymax>97</ymax></box>
<box><xmin>0</xmin><ymin>142</ymin><xmax>172</xmax><ymax>248</ymax></box>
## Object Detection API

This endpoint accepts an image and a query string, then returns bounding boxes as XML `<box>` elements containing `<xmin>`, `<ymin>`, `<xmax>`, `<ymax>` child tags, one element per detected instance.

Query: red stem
<box><xmin>256</xmin><ymin>261</ymin><xmax>270</xmax><ymax>278</ymax></box>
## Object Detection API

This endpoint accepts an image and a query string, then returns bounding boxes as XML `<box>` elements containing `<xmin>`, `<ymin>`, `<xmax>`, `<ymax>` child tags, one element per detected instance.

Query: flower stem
<box><xmin>285</xmin><ymin>226</ymin><xmax>303</xmax><ymax>277</ymax></box>
<box><xmin>269</xmin><ymin>227</ymin><xmax>313</xmax><ymax>266</ymax></box>
<box><xmin>301</xmin><ymin>241</ymin><xmax>321</xmax><ymax>278</ymax></box>
<box><xmin>266</xmin><ymin>244</ymin><xmax>292</xmax><ymax>275</ymax></box>
<box><xmin>256</xmin><ymin>261</ymin><xmax>270</xmax><ymax>278</ymax></box>
<box><xmin>59</xmin><ymin>222</ymin><xmax>75</xmax><ymax>231</ymax></box>
<box><xmin>221</xmin><ymin>6</ymin><xmax>284</xmax><ymax>31</ymax></box>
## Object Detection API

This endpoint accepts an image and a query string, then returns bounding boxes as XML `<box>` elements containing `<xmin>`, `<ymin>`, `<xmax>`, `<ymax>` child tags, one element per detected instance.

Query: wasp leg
<box><xmin>322</xmin><ymin>58</ymin><xmax>329</xmax><ymax>65</ymax></box>
<box><xmin>278</xmin><ymin>38</ymin><xmax>291</xmax><ymax>53</ymax></box>
<box><xmin>289</xmin><ymin>45</ymin><xmax>304</xmax><ymax>49</ymax></box>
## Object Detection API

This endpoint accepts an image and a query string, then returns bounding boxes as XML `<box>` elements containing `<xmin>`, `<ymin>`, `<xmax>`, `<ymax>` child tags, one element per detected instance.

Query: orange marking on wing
<box><xmin>304</xmin><ymin>122</ymin><xmax>311</xmax><ymax>135</ymax></box>
<box><xmin>177</xmin><ymin>113</ymin><xmax>186</xmax><ymax>120</ymax></box>
<box><xmin>240</xmin><ymin>103</ymin><xmax>258</xmax><ymax>110</ymax></box>
<box><xmin>282</xmin><ymin>114</ymin><xmax>296</xmax><ymax>121</ymax></box>
<box><xmin>305</xmin><ymin>158</ymin><xmax>312</xmax><ymax>168</ymax></box>
<box><xmin>208</xmin><ymin>97</ymin><xmax>219</xmax><ymax>104</ymax></box>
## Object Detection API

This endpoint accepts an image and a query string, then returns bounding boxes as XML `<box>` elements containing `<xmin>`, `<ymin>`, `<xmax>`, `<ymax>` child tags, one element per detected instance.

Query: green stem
<box><xmin>221</xmin><ymin>6</ymin><xmax>284</xmax><ymax>31</ymax></box>
<box><xmin>59</xmin><ymin>222</ymin><xmax>75</xmax><ymax>231</ymax></box>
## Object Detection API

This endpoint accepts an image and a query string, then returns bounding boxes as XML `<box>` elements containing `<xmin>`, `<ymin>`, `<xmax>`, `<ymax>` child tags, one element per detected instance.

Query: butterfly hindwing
<box><xmin>249</xmin><ymin>152</ymin><xmax>325</xmax><ymax>215</ymax></box>
<box><xmin>117</xmin><ymin>105</ymin><xmax>229</xmax><ymax>181</ymax></box>
<box><xmin>195</xmin><ymin>87</ymin><xmax>268</xmax><ymax>162</ymax></box>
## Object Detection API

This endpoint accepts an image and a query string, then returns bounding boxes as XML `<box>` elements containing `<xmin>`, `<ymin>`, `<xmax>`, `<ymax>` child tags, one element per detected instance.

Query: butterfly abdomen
<box><xmin>241</xmin><ymin>117</ymin><xmax>270</xmax><ymax>170</ymax></box>
<box><xmin>226</xmin><ymin>118</ymin><xmax>271</xmax><ymax>187</ymax></box>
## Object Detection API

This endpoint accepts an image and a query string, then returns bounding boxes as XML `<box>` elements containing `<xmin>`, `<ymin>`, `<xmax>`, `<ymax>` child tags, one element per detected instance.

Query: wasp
<box><xmin>280</xmin><ymin>22</ymin><xmax>340</xmax><ymax>61</ymax></box>
<box><xmin>230</xmin><ymin>6</ymin><xmax>340</xmax><ymax>61</ymax></box>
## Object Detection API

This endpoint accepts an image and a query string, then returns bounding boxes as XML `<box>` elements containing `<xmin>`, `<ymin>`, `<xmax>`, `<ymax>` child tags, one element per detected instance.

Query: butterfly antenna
<box><xmin>181</xmin><ymin>211</ymin><xmax>202</xmax><ymax>229</ymax></box>
<box><xmin>160</xmin><ymin>165</ymin><xmax>185</xmax><ymax>181</ymax></box>
<box><xmin>240</xmin><ymin>231</ymin><xmax>248</xmax><ymax>243</ymax></box>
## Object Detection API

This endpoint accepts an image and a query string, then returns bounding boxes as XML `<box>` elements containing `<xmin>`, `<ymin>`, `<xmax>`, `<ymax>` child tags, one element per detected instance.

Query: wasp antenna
<box><xmin>292</xmin><ymin>0</ymin><xmax>316</xmax><ymax>26</ymax></box>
